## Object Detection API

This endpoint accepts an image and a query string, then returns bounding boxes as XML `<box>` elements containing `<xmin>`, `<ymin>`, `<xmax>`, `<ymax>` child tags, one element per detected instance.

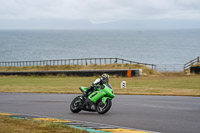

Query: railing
<box><xmin>0</xmin><ymin>58</ymin><xmax>156</xmax><ymax>70</ymax></box>
<box><xmin>156</xmin><ymin>64</ymin><xmax>184</xmax><ymax>72</ymax></box>
<box><xmin>184</xmin><ymin>56</ymin><xmax>199</xmax><ymax>71</ymax></box>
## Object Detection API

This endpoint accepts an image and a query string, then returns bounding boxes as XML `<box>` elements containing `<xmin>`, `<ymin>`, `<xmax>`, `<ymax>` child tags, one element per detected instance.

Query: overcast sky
<box><xmin>1</xmin><ymin>0</ymin><xmax>200</xmax><ymax>29</ymax></box>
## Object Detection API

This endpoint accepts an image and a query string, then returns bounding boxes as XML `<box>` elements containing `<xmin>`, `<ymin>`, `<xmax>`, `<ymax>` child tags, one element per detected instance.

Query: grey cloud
<box><xmin>0</xmin><ymin>0</ymin><xmax>200</xmax><ymax>23</ymax></box>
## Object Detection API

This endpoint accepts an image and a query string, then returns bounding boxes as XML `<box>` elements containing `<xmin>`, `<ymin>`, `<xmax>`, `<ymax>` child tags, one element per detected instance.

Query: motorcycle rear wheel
<box><xmin>97</xmin><ymin>99</ymin><xmax>112</xmax><ymax>114</ymax></box>
<box><xmin>70</xmin><ymin>96</ymin><xmax>82</xmax><ymax>113</ymax></box>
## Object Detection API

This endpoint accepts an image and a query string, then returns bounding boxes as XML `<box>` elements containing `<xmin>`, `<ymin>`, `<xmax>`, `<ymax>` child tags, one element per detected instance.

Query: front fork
<box><xmin>102</xmin><ymin>97</ymin><xmax>112</xmax><ymax>104</ymax></box>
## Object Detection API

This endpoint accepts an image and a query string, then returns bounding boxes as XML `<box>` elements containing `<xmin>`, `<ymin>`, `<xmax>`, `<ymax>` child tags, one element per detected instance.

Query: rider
<box><xmin>83</xmin><ymin>73</ymin><xmax>109</xmax><ymax>98</ymax></box>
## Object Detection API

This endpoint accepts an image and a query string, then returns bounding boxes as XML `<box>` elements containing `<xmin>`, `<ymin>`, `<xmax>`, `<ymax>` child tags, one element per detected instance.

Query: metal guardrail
<box><xmin>184</xmin><ymin>56</ymin><xmax>199</xmax><ymax>71</ymax></box>
<box><xmin>0</xmin><ymin>58</ymin><xmax>156</xmax><ymax>70</ymax></box>
<box><xmin>3</xmin><ymin>57</ymin><xmax>199</xmax><ymax>72</ymax></box>
<box><xmin>156</xmin><ymin>57</ymin><xmax>200</xmax><ymax>72</ymax></box>
<box><xmin>155</xmin><ymin>64</ymin><xmax>184</xmax><ymax>72</ymax></box>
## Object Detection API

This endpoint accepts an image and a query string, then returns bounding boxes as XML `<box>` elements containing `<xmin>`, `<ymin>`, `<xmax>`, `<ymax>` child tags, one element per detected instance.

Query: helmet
<box><xmin>101</xmin><ymin>73</ymin><xmax>109</xmax><ymax>84</ymax></box>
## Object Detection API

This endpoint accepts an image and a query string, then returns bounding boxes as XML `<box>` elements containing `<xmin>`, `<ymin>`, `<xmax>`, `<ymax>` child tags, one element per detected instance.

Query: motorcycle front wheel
<box><xmin>70</xmin><ymin>96</ymin><xmax>82</xmax><ymax>113</ymax></box>
<box><xmin>97</xmin><ymin>99</ymin><xmax>112</xmax><ymax>114</ymax></box>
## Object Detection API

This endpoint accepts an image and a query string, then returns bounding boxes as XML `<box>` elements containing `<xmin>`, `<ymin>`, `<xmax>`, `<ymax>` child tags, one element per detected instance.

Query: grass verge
<box><xmin>0</xmin><ymin>75</ymin><xmax>200</xmax><ymax>96</ymax></box>
<box><xmin>0</xmin><ymin>115</ymin><xmax>88</xmax><ymax>133</ymax></box>
<box><xmin>0</xmin><ymin>64</ymin><xmax>157</xmax><ymax>76</ymax></box>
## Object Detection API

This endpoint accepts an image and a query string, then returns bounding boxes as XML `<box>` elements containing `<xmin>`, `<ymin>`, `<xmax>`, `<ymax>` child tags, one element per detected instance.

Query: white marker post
<box><xmin>121</xmin><ymin>81</ymin><xmax>126</xmax><ymax>88</ymax></box>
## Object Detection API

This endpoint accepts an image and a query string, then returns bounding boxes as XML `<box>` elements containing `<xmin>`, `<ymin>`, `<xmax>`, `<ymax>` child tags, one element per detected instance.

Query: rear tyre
<box><xmin>70</xmin><ymin>96</ymin><xmax>82</xmax><ymax>113</ymax></box>
<box><xmin>97</xmin><ymin>99</ymin><xmax>112</xmax><ymax>114</ymax></box>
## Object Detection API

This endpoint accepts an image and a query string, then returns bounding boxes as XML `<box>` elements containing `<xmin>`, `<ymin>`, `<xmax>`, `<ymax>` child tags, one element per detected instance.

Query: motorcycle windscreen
<box><xmin>88</xmin><ymin>91</ymin><xmax>106</xmax><ymax>103</ymax></box>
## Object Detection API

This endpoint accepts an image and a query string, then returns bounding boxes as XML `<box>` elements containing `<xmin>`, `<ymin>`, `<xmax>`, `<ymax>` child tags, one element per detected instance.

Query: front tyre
<box><xmin>70</xmin><ymin>96</ymin><xmax>82</xmax><ymax>113</ymax></box>
<box><xmin>97</xmin><ymin>99</ymin><xmax>112</xmax><ymax>114</ymax></box>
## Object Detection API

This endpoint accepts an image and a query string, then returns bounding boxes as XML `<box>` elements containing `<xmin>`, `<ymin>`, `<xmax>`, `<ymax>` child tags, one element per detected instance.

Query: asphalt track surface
<box><xmin>0</xmin><ymin>93</ymin><xmax>200</xmax><ymax>133</ymax></box>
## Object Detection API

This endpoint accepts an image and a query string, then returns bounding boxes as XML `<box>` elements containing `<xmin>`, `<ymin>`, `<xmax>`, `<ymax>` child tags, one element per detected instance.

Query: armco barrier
<box><xmin>0</xmin><ymin>69</ymin><xmax>142</xmax><ymax>77</ymax></box>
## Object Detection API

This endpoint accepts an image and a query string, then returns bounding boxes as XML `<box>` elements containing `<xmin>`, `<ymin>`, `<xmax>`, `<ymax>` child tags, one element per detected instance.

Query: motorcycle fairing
<box><xmin>79</xmin><ymin>87</ymin><xmax>88</xmax><ymax>92</ymax></box>
<box><xmin>88</xmin><ymin>91</ymin><xmax>106</xmax><ymax>103</ymax></box>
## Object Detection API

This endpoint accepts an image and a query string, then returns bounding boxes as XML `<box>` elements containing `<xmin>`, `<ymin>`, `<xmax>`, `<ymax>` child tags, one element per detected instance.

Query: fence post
<box><xmin>115</xmin><ymin>58</ymin><xmax>118</xmax><ymax>64</ymax></box>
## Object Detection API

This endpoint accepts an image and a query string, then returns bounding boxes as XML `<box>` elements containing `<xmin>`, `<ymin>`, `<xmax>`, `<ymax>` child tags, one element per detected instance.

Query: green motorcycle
<box><xmin>70</xmin><ymin>84</ymin><xmax>115</xmax><ymax>114</ymax></box>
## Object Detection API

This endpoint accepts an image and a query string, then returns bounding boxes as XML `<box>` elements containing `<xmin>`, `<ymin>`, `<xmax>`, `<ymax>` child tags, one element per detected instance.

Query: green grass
<box><xmin>0</xmin><ymin>75</ymin><xmax>200</xmax><ymax>96</ymax></box>
<box><xmin>0</xmin><ymin>116</ymin><xmax>88</xmax><ymax>133</ymax></box>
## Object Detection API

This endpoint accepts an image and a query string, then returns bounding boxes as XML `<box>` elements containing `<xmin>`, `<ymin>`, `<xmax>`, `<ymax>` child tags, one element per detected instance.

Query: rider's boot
<box><xmin>82</xmin><ymin>91</ymin><xmax>88</xmax><ymax>98</ymax></box>
<box><xmin>82</xmin><ymin>86</ymin><xmax>93</xmax><ymax>99</ymax></box>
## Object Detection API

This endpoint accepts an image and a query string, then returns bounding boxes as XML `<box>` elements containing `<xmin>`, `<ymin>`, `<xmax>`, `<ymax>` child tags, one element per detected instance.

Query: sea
<box><xmin>0</xmin><ymin>29</ymin><xmax>199</xmax><ymax>65</ymax></box>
